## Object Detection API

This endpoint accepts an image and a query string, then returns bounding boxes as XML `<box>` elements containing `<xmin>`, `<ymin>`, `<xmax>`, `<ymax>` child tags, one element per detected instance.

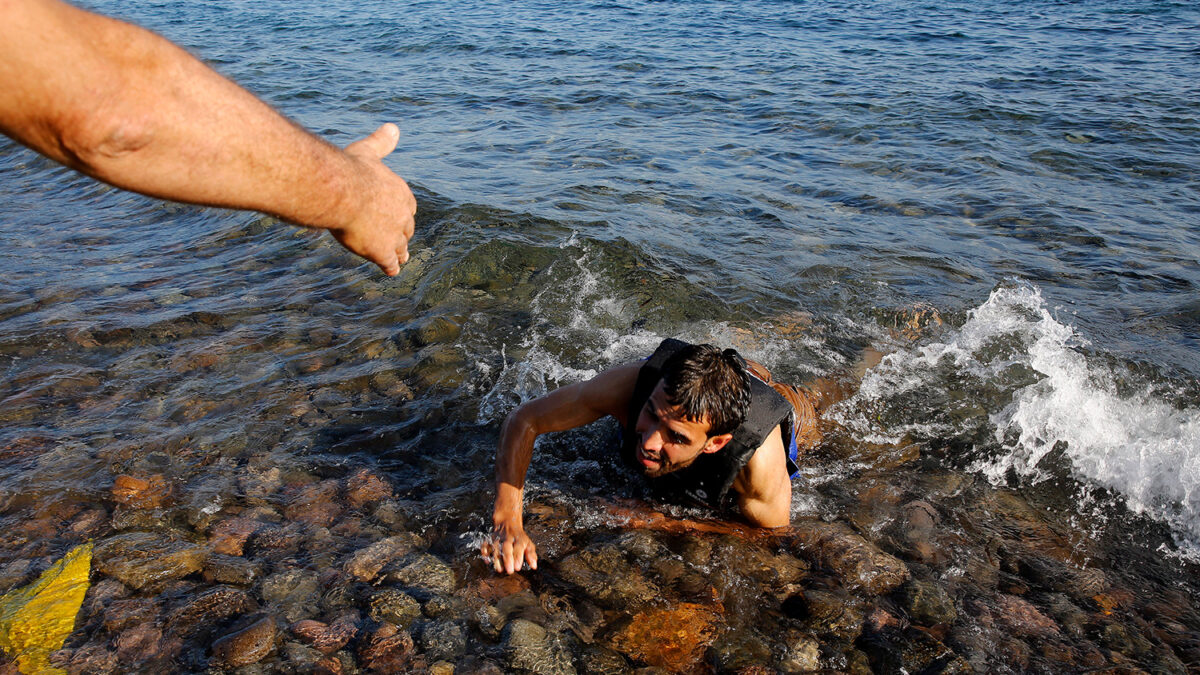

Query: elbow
<box><xmin>56</xmin><ymin>108</ymin><xmax>156</xmax><ymax>173</ymax></box>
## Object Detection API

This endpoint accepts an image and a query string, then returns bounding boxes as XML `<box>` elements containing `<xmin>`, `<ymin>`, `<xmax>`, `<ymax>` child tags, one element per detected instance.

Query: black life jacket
<box><xmin>620</xmin><ymin>338</ymin><xmax>796</xmax><ymax>511</ymax></box>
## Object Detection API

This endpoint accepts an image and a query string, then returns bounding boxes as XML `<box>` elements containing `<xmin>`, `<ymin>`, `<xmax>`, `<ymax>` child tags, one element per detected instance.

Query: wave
<box><xmin>841</xmin><ymin>283</ymin><xmax>1200</xmax><ymax>559</ymax></box>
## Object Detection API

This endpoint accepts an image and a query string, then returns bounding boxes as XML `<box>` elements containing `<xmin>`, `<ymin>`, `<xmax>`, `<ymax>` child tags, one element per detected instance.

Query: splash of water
<box><xmin>843</xmin><ymin>283</ymin><xmax>1200</xmax><ymax>558</ymax></box>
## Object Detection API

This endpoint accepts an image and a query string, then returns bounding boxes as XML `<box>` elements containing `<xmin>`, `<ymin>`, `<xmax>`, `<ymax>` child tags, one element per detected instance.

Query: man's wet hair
<box><xmin>660</xmin><ymin>343</ymin><xmax>752</xmax><ymax>437</ymax></box>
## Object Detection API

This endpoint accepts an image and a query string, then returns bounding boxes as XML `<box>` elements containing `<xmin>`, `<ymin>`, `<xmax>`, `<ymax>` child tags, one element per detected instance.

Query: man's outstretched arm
<box><xmin>485</xmin><ymin>362</ymin><xmax>640</xmax><ymax>574</ymax></box>
<box><xmin>0</xmin><ymin>0</ymin><xmax>415</xmax><ymax>275</ymax></box>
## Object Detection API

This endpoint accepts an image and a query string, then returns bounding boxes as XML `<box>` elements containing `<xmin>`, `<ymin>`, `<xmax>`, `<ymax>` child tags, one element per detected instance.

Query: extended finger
<box><xmin>524</xmin><ymin>546</ymin><xmax>538</xmax><ymax>571</ymax></box>
<box><xmin>347</xmin><ymin>122</ymin><xmax>400</xmax><ymax>159</ymax></box>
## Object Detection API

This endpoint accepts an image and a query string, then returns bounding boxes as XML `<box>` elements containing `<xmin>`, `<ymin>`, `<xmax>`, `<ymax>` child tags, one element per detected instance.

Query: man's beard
<box><xmin>639</xmin><ymin>450</ymin><xmax>702</xmax><ymax>479</ymax></box>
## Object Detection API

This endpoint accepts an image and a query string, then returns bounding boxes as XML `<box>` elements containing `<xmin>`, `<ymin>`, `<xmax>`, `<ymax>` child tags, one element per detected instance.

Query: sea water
<box><xmin>1</xmin><ymin>0</ymin><xmax>1198</xmax><ymax>670</ymax></box>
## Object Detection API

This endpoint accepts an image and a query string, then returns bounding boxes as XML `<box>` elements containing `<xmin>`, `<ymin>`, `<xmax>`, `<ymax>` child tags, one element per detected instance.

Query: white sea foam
<box><xmin>844</xmin><ymin>283</ymin><xmax>1200</xmax><ymax>558</ymax></box>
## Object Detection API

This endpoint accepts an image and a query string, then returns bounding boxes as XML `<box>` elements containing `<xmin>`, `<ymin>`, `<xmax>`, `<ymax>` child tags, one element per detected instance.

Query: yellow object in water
<box><xmin>0</xmin><ymin>542</ymin><xmax>93</xmax><ymax>675</ymax></box>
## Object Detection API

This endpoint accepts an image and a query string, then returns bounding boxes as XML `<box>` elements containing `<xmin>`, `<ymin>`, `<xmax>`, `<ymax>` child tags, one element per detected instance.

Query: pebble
<box><xmin>211</xmin><ymin>615</ymin><xmax>278</xmax><ymax>668</ymax></box>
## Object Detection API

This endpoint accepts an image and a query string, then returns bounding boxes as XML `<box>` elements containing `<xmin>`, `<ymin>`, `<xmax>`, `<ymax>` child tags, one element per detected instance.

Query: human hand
<box><xmin>328</xmin><ymin>123</ymin><xmax>417</xmax><ymax>276</ymax></box>
<box><xmin>481</xmin><ymin>517</ymin><xmax>538</xmax><ymax>575</ymax></box>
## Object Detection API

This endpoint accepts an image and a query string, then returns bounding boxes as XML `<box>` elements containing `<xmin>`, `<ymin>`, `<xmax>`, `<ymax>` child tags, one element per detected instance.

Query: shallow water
<box><xmin>2</xmin><ymin>0</ymin><xmax>1199</xmax><ymax>672</ymax></box>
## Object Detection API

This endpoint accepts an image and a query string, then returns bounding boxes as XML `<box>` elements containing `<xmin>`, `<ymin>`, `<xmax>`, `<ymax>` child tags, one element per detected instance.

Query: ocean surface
<box><xmin>1</xmin><ymin>0</ymin><xmax>1198</xmax><ymax>672</ymax></box>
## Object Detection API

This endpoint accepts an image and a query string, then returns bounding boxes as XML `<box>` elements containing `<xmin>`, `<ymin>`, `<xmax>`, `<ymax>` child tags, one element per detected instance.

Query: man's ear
<box><xmin>702</xmin><ymin>433</ymin><xmax>733</xmax><ymax>454</ymax></box>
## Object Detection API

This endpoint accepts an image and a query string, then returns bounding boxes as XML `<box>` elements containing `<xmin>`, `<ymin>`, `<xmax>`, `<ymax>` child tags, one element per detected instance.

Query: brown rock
<box><xmin>111</xmin><ymin>474</ymin><xmax>171</xmax><ymax>508</ymax></box>
<box><xmin>358</xmin><ymin>623</ymin><xmax>419</xmax><ymax>673</ymax></box>
<box><xmin>786</xmin><ymin>521</ymin><xmax>910</xmax><ymax>595</ymax></box>
<box><xmin>344</xmin><ymin>534</ymin><xmax>421</xmax><ymax>582</ymax></box>
<box><xmin>610</xmin><ymin>603</ymin><xmax>719</xmax><ymax>673</ymax></box>
<box><xmin>114</xmin><ymin>622</ymin><xmax>163</xmax><ymax>663</ymax></box>
<box><xmin>284</xmin><ymin>480</ymin><xmax>343</xmax><ymax>527</ymax></box>
<box><xmin>211</xmin><ymin>616</ymin><xmax>278</xmax><ymax>668</ymax></box>
<box><xmin>167</xmin><ymin>586</ymin><xmax>257</xmax><ymax>638</ymax></box>
<box><xmin>345</xmin><ymin>468</ymin><xmax>394</xmax><ymax>509</ymax></box>
<box><xmin>94</xmin><ymin>532</ymin><xmax>207</xmax><ymax>590</ymax></box>
<box><xmin>209</xmin><ymin>516</ymin><xmax>264</xmax><ymax>556</ymax></box>
<box><xmin>102</xmin><ymin>598</ymin><xmax>159</xmax><ymax>633</ymax></box>
<box><xmin>290</xmin><ymin>610</ymin><xmax>360</xmax><ymax>654</ymax></box>
<box><xmin>315</xmin><ymin>655</ymin><xmax>345</xmax><ymax>675</ymax></box>
<box><xmin>996</xmin><ymin>594</ymin><xmax>1061</xmax><ymax>639</ymax></box>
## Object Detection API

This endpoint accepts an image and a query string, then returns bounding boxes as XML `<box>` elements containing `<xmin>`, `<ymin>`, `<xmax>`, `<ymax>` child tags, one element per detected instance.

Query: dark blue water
<box><xmin>2</xmin><ymin>0</ymin><xmax>1199</xmax><ymax>671</ymax></box>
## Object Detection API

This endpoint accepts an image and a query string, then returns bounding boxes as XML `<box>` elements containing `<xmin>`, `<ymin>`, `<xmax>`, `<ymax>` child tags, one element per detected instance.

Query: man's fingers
<box><xmin>525</xmin><ymin>547</ymin><xmax>538</xmax><ymax>571</ymax></box>
<box><xmin>347</xmin><ymin>122</ymin><xmax>400</xmax><ymax>159</ymax></box>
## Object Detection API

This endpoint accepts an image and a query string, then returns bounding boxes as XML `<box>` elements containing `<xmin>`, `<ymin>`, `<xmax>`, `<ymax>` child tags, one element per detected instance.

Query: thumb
<box><xmin>347</xmin><ymin>123</ymin><xmax>400</xmax><ymax>159</ymax></box>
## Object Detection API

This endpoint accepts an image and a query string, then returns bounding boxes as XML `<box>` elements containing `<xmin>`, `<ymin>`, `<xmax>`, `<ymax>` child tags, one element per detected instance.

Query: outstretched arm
<box><xmin>484</xmin><ymin>362</ymin><xmax>640</xmax><ymax>574</ymax></box>
<box><xmin>0</xmin><ymin>0</ymin><xmax>415</xmax><ymax>275</ymax></box>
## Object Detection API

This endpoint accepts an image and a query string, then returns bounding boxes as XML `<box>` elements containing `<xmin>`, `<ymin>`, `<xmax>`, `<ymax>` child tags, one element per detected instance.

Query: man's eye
<box><xmin>671</xmin><ymin>433</ymin><xmax>687</xmax><ymax>444</ymax></box>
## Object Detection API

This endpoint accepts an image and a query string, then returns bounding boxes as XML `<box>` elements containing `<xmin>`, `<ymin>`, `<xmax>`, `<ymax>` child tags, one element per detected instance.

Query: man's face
<box><xmin>633</xmin><ymin>382</ymin><xmax>732</xmax><ymax>478</ymax></box>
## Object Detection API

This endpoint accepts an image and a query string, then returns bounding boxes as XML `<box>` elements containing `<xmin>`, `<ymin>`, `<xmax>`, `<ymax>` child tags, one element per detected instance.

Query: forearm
<box><xmin>493</xmin><ymin>409</ymin><xmax>538</xmax><ymax>525</ymax></box>
<box><xmin>0</xmin><ymin>0</ymin><xmax>360</xmax><ymax>229</ymax></box>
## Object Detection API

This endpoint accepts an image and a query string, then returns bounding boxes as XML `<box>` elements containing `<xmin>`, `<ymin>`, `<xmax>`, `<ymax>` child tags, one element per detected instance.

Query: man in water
<box><xmin>0</xmin><ymin>0</ymin><xmax>415</xmax><ymax>276</ymax></box>
<box><xmin>483</xmin><ymin>338</ymin><xmax>840</xmax><ymax>575</ymax></box>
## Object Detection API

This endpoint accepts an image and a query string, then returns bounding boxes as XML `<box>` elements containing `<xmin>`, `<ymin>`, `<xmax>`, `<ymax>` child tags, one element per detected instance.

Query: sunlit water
<box><xmin>1</xmin><ymin>0</ymin><xmax>1198</xmax><ymax>671</ymax></box>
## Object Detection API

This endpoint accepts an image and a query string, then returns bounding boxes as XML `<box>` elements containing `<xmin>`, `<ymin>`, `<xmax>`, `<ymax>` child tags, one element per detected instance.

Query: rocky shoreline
<box><xmin>0</xmin><ymin>455</ymin><xmax>1195</xmax><ymax>674</ymax></box>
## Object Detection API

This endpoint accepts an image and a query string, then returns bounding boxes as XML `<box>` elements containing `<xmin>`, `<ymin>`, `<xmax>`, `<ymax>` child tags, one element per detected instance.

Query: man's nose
<box><xmin>641</xmin><ymin>426</ymin><xmax>664</xmax><ymax>452</ymax></box>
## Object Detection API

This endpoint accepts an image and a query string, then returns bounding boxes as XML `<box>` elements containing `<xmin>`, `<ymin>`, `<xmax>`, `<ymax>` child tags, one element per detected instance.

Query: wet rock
<box><xmin>786</xmin><ymin>521</ymin><xmax>909</xmax><ymax>595</ymax></box>
<box><xmin>314</xmin><ymin>655</ymin><xmax>345</xmax><ymax>675</ymax></box>
<box><xmin>557</xmin><ymin>543</ymin><xmax>659</xmax><ymax>608</ymax></box>
<box><xmin>504</xmin><ymin>618</ymin><xmax>577</xmax><ymax>675</ymax></box>
<box><xmin>62</xmin><ymin>642</ymin><xmax>118</xmax><ymax>674</ymax></box>
<box><xmin>345</xmin><ymin>468</ymin><xmax>394</xmax><ymax>509</ymax></box>
<box><xmin>358</xmin><ymin>623</ymin><xmax>421</xmax><ymax>673</ymax></box>
<box><xmin>211</xmin><ymin>615</ymin><xmax>278</xmax><ymax>668</ymax></box>
<box><xmin>711</xmin><ymin>630</ymin><xmax>773</xmax><ymax>672</ymax></box>
<box><xmin>369</xmin><ymin>588</ymin><xmax>422</xmax><ymax>628</ymax></box>
<box><xmin>110</xmin><ymin>474</ymin><xmax>171</xmax><ymax>509</ymax></box>
<box><xmin>202</xmin><ymin>552</ymin><xmax>263</xmax><ymax>585</ymax></box>
<box><xmin>282</xmin><ymin>640</ymin><xmax>324</xmax><ymax>670</ymax></box>
<box><xmin>609</xmin><ymin>603</ymin><xmax>718</xmax><ymax>673</ymax></box>
<box><xmin>102</xmin><ymin>598</ymin><xmax>159</xmax><ymax>633</ymax></box>
<box><xmin>863</xmin><ymin>627</ymin><xmax>972</xmax><ymax>674</ymax></box>
<box><xmin>247</xmin><ymin>522</ymin><xmax>306</xmax><ymax>556</ymax></box>
<box><xmin>94</xmin><ymin>531</ymin><xmax>207</xmax><ymax>590</ymax></box>
<box><xmin>578</xmin><ymin>645</ymin><xmax>630</xmax><ymax>675</ymax></box>
<box><xmin>1100</xmin><ymin>622</ymin><xmax>1153</xmax><ymax>658</ymax></box>
<box><xmin>114</xmin><ymin>622</ymin><xmax>179</xmax><ymax>667</ymax></box>
<box><xmin>289</xmin><ymin>609</ymin><xmax>360</xmax><ymax>654</ymax></box>
<box><xmin>380</xmin><ymin>552</ymin><xmax>457</xmax><ymax>595</ymax></box>
<box><xmin>284</xmin><ymin>479</ymin><xmax>343</xmax><ymax>527</ymax></box>
<box><xmin>419</xmin><ymin>621</ymin><xmax>467</xmax><ymax>662</ymax></box>
<box><xmin>423</xmin><ymin>592</ymin><xmax>465</xmax><ymax>620</ymax></box>
<box><xmin>239</xmin><ymin>466</ymin><xmax>284</xmax><ymax>502</ymax></box>
<box><xmin>209</xmin><ymin>516</ymin><xmax>264</xmax><ymax>556</ymax></box>
<box><xmin>262</xmin><ymin>568</ymin><xmax>321</xmax><ymax>623</ymax></box>
<box><xmin>166</xmin><ymin>585</ymin><xmax>256</xmax><ymax>638</ymax></box>
<box><xmin>1044</xmin><ymin>593</ymin><xmax>1089</xmax><ymax>640</ymax></box>
<box><xmin>783</xmin><ymin>588</ymin><xmax>867</xmax><ymax>640</ymax></box>
<box><xmin>901</xmin><ymin>578</ymin><xmax>957</xmax><ymax>626</ymax></box>
<box><xmin>344</xmin><ymin>533</ymin><xmax>422</xmax><ymax>582</ymax></box>
<box><xmin>996</xmin><ymin>593</ymin><xmax>1061</xmax><ymax>639</ymax></box>
<box><xmin>68</xmin><ymin>507</ymin><xmax>108</xmax><ymax>536</ymax></box>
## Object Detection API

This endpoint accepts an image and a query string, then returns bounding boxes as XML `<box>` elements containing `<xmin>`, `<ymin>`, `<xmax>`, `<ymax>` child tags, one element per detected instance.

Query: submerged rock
<box><xmin>609</xmin><ymin>603</ymin><xmax>718</xmax><ymax>673</ymax></box>
<box><xmin>211</xmin><ymin>615</ymin><xmax>278</xmax><ymax>668</ymax></box>
<box><xmin>380</xmin><ymin>552</ymin><xmax>457</xmax><ymax>595</ymax></box>
<box><xmin>419</xmin><ymin>620</ymin><xmax>468</xmax><ymax>662</ymax></box>
<box><xmin>357</xmin><ymin>623</ymin><xmax>421</xmax><ymax>673</ymax></box>
<box><xmin>93</xmin><ymin>532</ymin><xmax>207</xmax><ymax>590</ymax></box>
<box><xmin>166</xmin><ymin>585</ymin><xmax>256</xmax><ymax>638</ymax></box>
<box><xmin>504</xmin><ymin>618</ymin><xmax>577</xmax><ymax>675</ymax></box>
<box><xmin>289</xmin><ymin>609</ymin><xmax>360</xmax><ymax>654</ymax></box>
<box><xmin>901</xmin><ymin>578</ymin><xmax>957</xmax><ymax>626</ymax></box>
<box><xmin>369</xmin><ymin>588</ymin><xmax>422</xmax><ymax>628</ymax></box>
<box><xmin>786</xmin><ymin>521</ymin><xmax>909</xmax><ymax>595</ymax></box>
<box><xmin>344</xmin><ymin>534</ymin><xmax>422</xmax><ymax>582</ymax></box>
<box><xmin>556</xmin><ymin>543</ymin><xmax>659</xmax><ymax>608</ymax></box>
